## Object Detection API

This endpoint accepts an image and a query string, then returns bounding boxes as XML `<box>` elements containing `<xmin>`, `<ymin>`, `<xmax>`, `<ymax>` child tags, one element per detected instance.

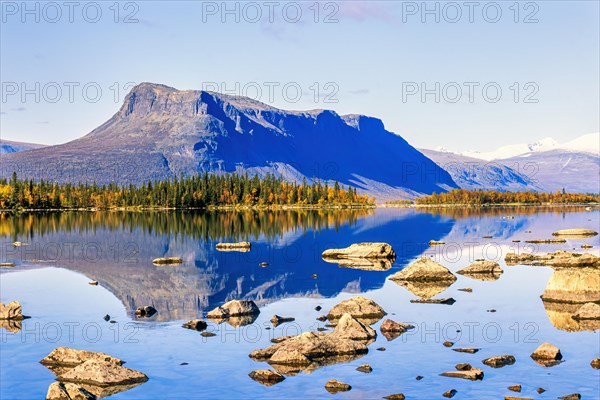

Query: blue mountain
<box><xmin>0</xmin><ymin>83</ymin><xmax>457</xmax><ymax>199</ymax></box>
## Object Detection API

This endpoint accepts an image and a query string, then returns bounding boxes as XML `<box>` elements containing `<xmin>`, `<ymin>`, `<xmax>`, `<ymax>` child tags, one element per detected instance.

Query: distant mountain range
<box><xmin>426</xmin><ymin>133</ymin><xmax>599</xmax><ymax>194</ymax></box>
<box><xmin>0</xmin><ymin>139</ymin><xmax>47</xmax><ymax>155</ymax></box>
<box><xmin>0</xmin><ymin>83</ymin><xmax>456</xmax><ymax>200</ymax></box>
<box><xmin>1</xmin><ymin>83</ymin><xmax>598</xmax><ymax>197</ymax></box>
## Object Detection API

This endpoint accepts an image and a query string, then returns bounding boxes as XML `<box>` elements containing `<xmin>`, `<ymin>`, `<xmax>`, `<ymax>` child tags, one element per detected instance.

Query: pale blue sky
<box><xmin>1</xmin><ymin>1</ymin><xmax>598</xmax><ymax>151</ymax></box>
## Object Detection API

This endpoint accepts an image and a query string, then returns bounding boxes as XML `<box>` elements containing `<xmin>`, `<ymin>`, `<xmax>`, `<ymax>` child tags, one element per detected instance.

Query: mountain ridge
<box><xmin>0</xmin><ymin>82</ymin><xmax>457</xmax><ymax>200</ymax></box>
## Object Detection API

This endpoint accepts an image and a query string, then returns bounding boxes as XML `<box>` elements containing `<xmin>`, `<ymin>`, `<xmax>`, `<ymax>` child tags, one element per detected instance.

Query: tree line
<box><xmin>415</xmin><ymin>189</ymin><xmax>599</xmax><ymax>205</ymax></box>
<box><xmin>0</xmin><ymin>172</ymin><xmax>373</xmax><ymax>210</ymax></box>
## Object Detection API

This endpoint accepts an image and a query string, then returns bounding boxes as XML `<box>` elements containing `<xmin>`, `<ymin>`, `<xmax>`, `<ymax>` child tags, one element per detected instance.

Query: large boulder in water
<box><xmin>322</xmin><ymin>242</ymin><xmax>396</xmax><ymax>260</ymax></box>
<box><xmin>206</xmin><ymin>300</ymin><xmax>260</xmax><ymax>319</ymax></box>
<box><xmin>0</xmin><ymin>301</ymin><xmax>24</xmax><ymax>320</ymax></box>
<box><xmin>58</xmin><ymin>360</ymin><xmax>148</xmax><ymax>387</ymax></box>
<box><xmin>505</xmin><ymin>251</ymin><xmax>600</xmax><ymax>268</ymax></box>
<box><xmin>40</xmin><ymin>347</ymin><xmax>123</xmax><ymax>368</ymax></box>
<box><xmin>326</xmin><ymin>296</ymin><xmax>386</xmax><ymax>322</ymax></box>
<box><xmin>389</xmin><ymin>257</ymin><xmax>457</xmax><ymax>282</ymax></box>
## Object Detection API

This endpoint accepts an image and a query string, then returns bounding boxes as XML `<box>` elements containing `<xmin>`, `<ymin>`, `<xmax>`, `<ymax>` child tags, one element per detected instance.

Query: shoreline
<box><xmin>0</xmin><ymin>202</ymin><xmax>597</xmax><ymax>213</ymax></box>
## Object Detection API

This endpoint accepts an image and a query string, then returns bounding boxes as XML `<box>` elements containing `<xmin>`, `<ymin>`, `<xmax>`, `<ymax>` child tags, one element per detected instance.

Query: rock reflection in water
<box><xmin>541</xmin><ymin>267</ymin><xmax>600</xmax><ymax>332</ymax></box>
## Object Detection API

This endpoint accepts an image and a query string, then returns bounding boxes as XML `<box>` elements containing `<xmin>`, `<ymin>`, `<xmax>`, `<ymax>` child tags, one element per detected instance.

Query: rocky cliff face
<box><xmin>0</xmin><ymin>83</ymin><xmax>457</xmax><ymax>200</ymax></box>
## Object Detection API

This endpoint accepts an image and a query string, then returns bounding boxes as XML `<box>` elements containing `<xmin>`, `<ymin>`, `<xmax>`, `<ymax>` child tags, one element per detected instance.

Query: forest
<box><xmin>415</xmin><ymin>189</ymin><xmax>600</xmax><ymax>205</ymax></box>
<box><xmin>0</xmin><ymin>172</ymin><xmax>373</xmax><ymax>210</ymax></box>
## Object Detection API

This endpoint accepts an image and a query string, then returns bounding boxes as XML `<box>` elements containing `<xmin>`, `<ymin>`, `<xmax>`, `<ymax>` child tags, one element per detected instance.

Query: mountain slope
<box><xmin>0</xmin><ymin>139</ymin><xmax>47</xmax><ymax>155</ymax></box>
<box><xmin>498</xmin><ymin>150</ymin><xmax>600</xmax><ymax>194</ymax></box>
<box><xmin>0</xmin><ymin>83</ymin><xmax>457</xmax><ymax>199</ymax></box>
<box><xmin>420</xmin><ymin>148</ymin><xmax>543</xmax><ymax>191</ymax></box>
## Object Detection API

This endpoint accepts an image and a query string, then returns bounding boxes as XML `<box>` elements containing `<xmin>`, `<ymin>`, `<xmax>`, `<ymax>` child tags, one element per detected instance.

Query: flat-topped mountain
<box><xmin>0</xmin><ymin>83</ymin><xmax>457</xmax><ymax>200</ymax></box>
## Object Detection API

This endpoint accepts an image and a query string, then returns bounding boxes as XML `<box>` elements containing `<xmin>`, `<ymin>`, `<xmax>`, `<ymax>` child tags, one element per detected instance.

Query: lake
<box><xmin>1</xmin><ymin>207</ymin><xmax>599</xmax><ymax>399</ymax></box>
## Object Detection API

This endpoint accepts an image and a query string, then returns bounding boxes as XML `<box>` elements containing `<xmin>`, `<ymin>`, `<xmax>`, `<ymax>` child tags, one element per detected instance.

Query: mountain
<box><xmin>426</xmin><ymin>133</ymin><xmax>600</xmax><ymax>194</ymax></box>
<box><xmin>420</xmin><ymin>148</ymin><xmax>543</xmax><ymax>192</ymax></box>
<box><xmin>460</xmin><ymin>133</ymin><xmax>599</xmax><ymax>161</ymax></box>
<box><xmin>0</xmin><ymin>139</ymin><xmax>46</xmax><ymax>155</ymax></box>
<box><xmin>498</xmin><ymin>150</ymin><xmax>600</xmax><ymax>194</ymax></box>
<box><xmin>0</xmin><ymin>83</ymin><xmax>457</xmax><ymax>200</ymax></box>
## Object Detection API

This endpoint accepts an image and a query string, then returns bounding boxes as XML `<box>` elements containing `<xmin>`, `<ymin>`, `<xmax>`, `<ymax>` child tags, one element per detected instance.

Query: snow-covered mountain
<box><xmin>459</xmin><ymin>133</ymin><xmax>599</xmax><ymax>161</ymax></box>
<box><xmin>420</xmin><ymin>148</ymin><xmax>543</xmax><ymax>192</ymax></box>
<box><xmin>426</xmin><ymin>133</ymin><xmax>599</xmax><ymax>193</ymax></box>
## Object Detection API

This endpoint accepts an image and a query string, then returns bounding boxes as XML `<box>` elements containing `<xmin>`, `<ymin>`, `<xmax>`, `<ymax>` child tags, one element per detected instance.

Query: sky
<box><xmin>1</xmin><ymin>0</ymin><xmax>599</xmax><ymax>151</ymax></box>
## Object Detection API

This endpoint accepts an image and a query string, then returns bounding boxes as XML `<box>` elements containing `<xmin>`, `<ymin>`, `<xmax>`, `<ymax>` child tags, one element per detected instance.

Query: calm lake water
<box><xmin>1</xmin><ymin>207</ymin><xmax>599</xmax><ymax>399</ymax></box>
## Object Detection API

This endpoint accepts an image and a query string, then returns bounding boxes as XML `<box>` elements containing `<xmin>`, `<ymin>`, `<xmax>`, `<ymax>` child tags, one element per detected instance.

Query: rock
<box><xmin>455</xmin><ymin>363</ymin><xmax>472</xmax><ymax>371</ymax></box>
<box><xmin>46</xmin><ymin>382</ymin><xmax>97</xmax><ymax>400</ymax></box>
<box><xmin>206</xmin><ymin>300</ymin><xmax>260</xmax><ymax>319</ymax></box>
<box><xmin>182</xmin><ymin>319</ymin><xmax>208</xmax><ymax>331</ymax></box>
<box><xmin>58</xmin><ymin>360</ymin><xmax>148</xmax><ymax>386</ymax></box>
<box><xmin>376</xmin><ymin>347</ymin><xmax>386</xmax><ymax>351</ymax></box>
<box><xmin>0</xmin><ymin>301</ymin><xmax>23</xmax><ymax>320</ymax></box>
<box><xmin>389</xmin><ymin>257</ymin><xmax>457</xmax><ymax>283</ymax></box>
<box><xmin>271</xmin><ymin>315</ymin><xmax>295</xmax><ymax>327</ymax></box>
<box><xmin>443</xmin><ymin>341</ymin><xmax>454</xmax><ymax>347</ymax></box>
<box><xmin>311</xmin><ymin>274</ymin><xmax>318</xmax><ymax>279</ymax></box>
<box><xmin>536</xmin><ymin>388</ymin><xmax>546</xmax><ymax>393</ymax></box>
<box><xmin>410</xmin><ymin>298</ymin><xmax>456</xmax><ymax>305</ymax></box>
<box><xmin>200</xmin><ymin>332</ymin><xmax>216</xmax><ymax>337</ymax></box>
<box><xmin>259</xmin><ymin>262</ymin><xmax>269</xmax><ymax>267</ymax></box>
<box><xmin>249</xmin><ymin>331</ymin><xmax>368</xmax><ymax>366</ymax></box>
<box><xmin>458</xmin><ymin>288</ymin><xmax>473</xmax><ymax>292</ymax></box>
<box><xmin>552</xmin><ymin>229</ymin><xmax>598</xmax><ymax>237</ymax></box>
<box><xmin>530</xmin><ymin>342</ymin><xmax>562</xmax><ymax>366</ymax></box>
<box><xmin>315</xmin><ymin>305</ymin><xmax>322</xmax><ymax>311</ymax></box>
<box><xmin>452</xmin><ymin>348</ymin><xmax>479</xmax><ymax>354</ymax></box>
<box><xmin>572</xmin><ymin>302</ymin><xmax>600</xmax><ymax>320</ymax></box>
<box><xmin>316</xmin><ymin>315</ymin><xmax>328</xmax><ymax>322</ymax></box>
<box><xmin>380</xmin><ymin>319</ymin><xmax>414</xmax><ymax>334</ymax></box>
<box><xmin>541</xmin><ymin>267</ymin><xmax>600</xmax><ymax>306</ymax></box>
<box><xmin>525</xmin><ymin>239</ymin><xmax>566</xmax><ymax>244</ymax></box>
<box><xmin>458</xmin><ymin>260</ymin><xmax>503</xmax><ymax>274</ymax></box>
<box><xmin>505</xmin><ymin>251</ymin><xmax>600</xmax><ymax>268</ymax></box>
<box><xmin>332</xmin><ymin>313</ymin><xmax>377</xmax><ymax>340</ymax></box>
<box><xmin>457</xmin><ymin>260</ymin><xmax>503</xmax><ymax>281</ymax></box>
<box><xmin>88</xmin><ymin>281</ymin><xmax>98</xmax><ymax>286</ymax></box>
<box><xmin>215</xmin><ymin>242</ymin><xmax>251</xmax><ymax>252</ymax></box>
<box><xmin>483</xmin><ymin>236</ymin><xmax>493</xmax><ymax>239</ymax></box>
<box><xmin>134</xmin><ymin>306</ymin><xmax>157</xmax><ymax>318</ymax></box>
<box><xmin>356</xmin><ymin>364</ymin><xmax>372</xmax><ymax>373</ymax></box>
<box><xmin>151</xmin><ymin>257</ymin><xmax>183</xmax><ymax>265</ymax></box>
<box><xmin>581</xmin><ymin>244</ymin><xmax>593</xmax><ymax>249</ymax></box>
<box><xmin>505</xmin><ymin>397</ymin><xmax>532</xmax><ymax>400</ymax></box>
<box><xmin>322</xmin><ymin>242</ymin><xmax>396</xmax><ymax>260</ymax></box>
<box><xmin>558</xmin><ymin>394</ymin><xmax>581</xmax><ymax>400</ymax></box>
<box><xmin>103</xmin><ymin>315</ymin><xmax>110</xmax><ymax>322</ymax></box>
<box><xmin>441</xmin><ymin>364</ymin><xmax>484</xmax><ymax>380</ymax></box>
<box><xmin>482</xmin><ymin>355</ymin><xmax>515</xmax><ymax>368</ymax></box>
<box><xmin>40</xmin><ymin>347</ymin><xmax>123</xmax><ymax>367</ymax></box>
<box><xmin>326</xmin><ymin>296</ymin><xmax>386</xmax><ymax>322</ymax></box>
<box><xmin>508</xmin><ymin>384</ymin><xmax>522</xmax><ymax>392</ymax></box>
<box><xmin>0</xmin><ymin>262</ymin><xmax>16</xmax><ymax>268</ymax></box>
<box><xmin>443</xmin><ymin>389</ymin><xmax>457</xmax><ymax>398</ymax></box>
<box><xmin>591</xmin><ymin>358</ymin><xmax>600</xmax><ymax>369</ymax></box>
<box><xmin>248</xmin><ymin>369</ymin><xmax>285</xmax><ymax>386</ymax></box>
<box><xmin>415</xmin><ymin>376</ymin><xmax>423</xmax><ymax>380</ymax></box>
<box><xmin>429</xmin><ymin>240</ymin><xmax>445</xmax><ymax>246</ymax></box>
<box><xmin>324</xmin><ymin>379</ymin><xmax>351</xmax><ymax>393</ymax></box>
<box><xmin>383</xmin><ymin>394</ymin><xmax>405</xmax><ymax>400</ymax></box>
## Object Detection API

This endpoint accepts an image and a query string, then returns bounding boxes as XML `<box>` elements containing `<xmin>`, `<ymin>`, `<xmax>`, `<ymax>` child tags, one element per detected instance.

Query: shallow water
<box><xmin>1</xmin><ymin>207</ymin><xmax>599</xmax><ymax>399</ymax></box>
